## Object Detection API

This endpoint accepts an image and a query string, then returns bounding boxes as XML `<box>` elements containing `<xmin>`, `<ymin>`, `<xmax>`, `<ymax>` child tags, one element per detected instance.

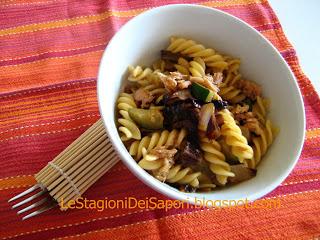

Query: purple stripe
<box><xmin>280</xmin><ymin>48</ymin><xmax>296</xmax><ymax>58</ymax></box>
<box><xmin>0</xmin><ymin>44</ymin><xmax>106</xmax><ymax>66</ymax></box>
<box><xmin>255</xmin><ymin>22</ymin><xmax>281</xmax><ymax>32</ymax></box>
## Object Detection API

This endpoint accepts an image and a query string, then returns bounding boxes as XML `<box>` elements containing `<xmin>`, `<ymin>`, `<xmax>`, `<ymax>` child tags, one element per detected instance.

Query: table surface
<box><xmin>269</xmin><ymin>0</ymin><xmax>320</xmax><ymax>94</ymax></box>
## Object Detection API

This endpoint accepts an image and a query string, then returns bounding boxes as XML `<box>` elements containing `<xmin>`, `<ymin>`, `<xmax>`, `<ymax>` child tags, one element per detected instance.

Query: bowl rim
<box><xmin>97</xmin><ymin>4</ymin><xmax>306</xmax><ymax>205</ymax></box>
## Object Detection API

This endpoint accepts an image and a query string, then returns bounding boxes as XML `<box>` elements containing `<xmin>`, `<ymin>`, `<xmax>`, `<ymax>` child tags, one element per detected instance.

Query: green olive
<box><xmin>128</xmin><ymin>108</ymin><xmax>164</xmax><ymax>130</ymax></box>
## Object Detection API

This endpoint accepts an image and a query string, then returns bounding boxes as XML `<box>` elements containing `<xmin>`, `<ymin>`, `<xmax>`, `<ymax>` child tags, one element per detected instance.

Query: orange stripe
<box><xmin>0</xmin><ymin>105</ymin><xmax>97</xmax><ymax>130</ymax></box>
<box><xmin>53</xmin><ymin>190</ymin><xmax>320</xmax><ymax>240</ymax></box>
<box><xmin>261</xmin><ymin>28</ymin><xmax>293</xmax><ymax>52</ymax></box>
<box><xmin>306</xmin><ymin>128</ymin><xmax>320</xmax><ymax>139</ymax></box>
<box><xmin>0</xmin><ymin>107</ymin><xmax>97</xmax><ymax>129</ymax></box>
<box><xmin>0</xmin><ymin>175</ymin><xmax>35</xmax><ymax>190</ymax></box>
<box><xmin>0</xmin><ymin>97</ymin><xmax>97</xmax><ymax>119</ymax></box>
<box><xmin>0</xmin><ymin>0</ymin><xmax>266</xmax><ymax>37</ymax></box>
<box><xmin>0</xmin><ymin>51</ymin><xmax>102</xmax><ymax>93</ymax></box>
<box><xmin>200</xmin><ymin>0</ymin><xmax>266</xmax><ymax>7</ymax></box>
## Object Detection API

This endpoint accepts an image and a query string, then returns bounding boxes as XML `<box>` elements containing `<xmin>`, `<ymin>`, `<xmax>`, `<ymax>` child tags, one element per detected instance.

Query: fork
<box><xmin>8</xmin><ymin>119</ymin><xmax>120</xmax><ymax>220</ymax></box>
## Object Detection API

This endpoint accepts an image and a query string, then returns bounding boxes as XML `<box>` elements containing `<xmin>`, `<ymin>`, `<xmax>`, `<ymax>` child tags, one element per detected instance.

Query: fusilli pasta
<box><xmin>189</xmin><ymin>57</ymin><xmax>206</xmax><ymax>77</ymax></box>
<box><xmin>117</xmin><ymin>93</ymin><xmax>142</xmax><ymax>141</ymax></box>
<box><xmin>128</xmin><ymin>65</ymin><xmax>162</xmax><ymax>87</ymax></box>
<box><xmin>152</xmin><ymin>59</ymin><xmax>166</xmax><ymax>72</ymax></box>
<box><xmin>219</xmin><ymin>109</ymin><xmax>254</xmax><ymax>163</ymax></box>
<box><xmin>174</xmin><ymin>57</ymin><xmax>190</xmax><ymax>75</ymax></box>
<box><xmin>219</xmin><ymin>85</ymin><xmax>246</xmax><ymax>103</ymax></box>
<box><xmin>129</xmin><ymin>129</ymin><xmax>187</xmax><ymax>161</ymax></box>
<box><xmin>224</xmin><ymin>56</ymin><xmax>241</xmax><ymax>74</ymax></box>
<box><xmin>166</xmin><ymin>165</ymin><xmax>201</xmax><ymax>188</ymax></box>
<box><xmin>167</xmin><ymin>37</ymin><xmax>228</xmax><ymax>71</ymax></box>
<box><xmin>200</xmin><ymin>137</ymin><xmax>234</xmax><ymax>185</ymax></box>
<box><xmin>252</xmin><ymin>96</ymin><xmax>269</xmax><ymax>123</ymax></box>
<box><xmin>249</xmin><ymin>119</ymin><xmax>274</xmax><ymax>167</ymax></box>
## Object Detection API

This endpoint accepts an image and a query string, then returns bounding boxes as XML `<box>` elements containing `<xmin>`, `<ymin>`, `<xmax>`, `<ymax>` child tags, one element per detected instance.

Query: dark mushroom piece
<box><xmin>228</xmin><ymin>164</ymin><xmax>257</xmax><ymax>184</ymax></box>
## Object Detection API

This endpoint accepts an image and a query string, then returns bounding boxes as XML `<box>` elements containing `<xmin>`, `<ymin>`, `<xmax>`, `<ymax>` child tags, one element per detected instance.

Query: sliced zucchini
<box><xmin>128</xmin><ymin>108</ymin><xmax>163</xmax><ymax>130</ymax></box>
<box><xmin>191</xmin><ymin>82</ymin><xmax>214</xmax><ymax>102</ymax></box>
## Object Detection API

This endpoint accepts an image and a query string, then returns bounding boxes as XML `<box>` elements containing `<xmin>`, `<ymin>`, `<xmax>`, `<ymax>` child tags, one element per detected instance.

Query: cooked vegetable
<box><xmin>206</xmin><ymin>113</ymin><xmax>221</xmax><ymax>140</ymax></box>
<box><xmin>161</xmin><ymin>50</ymin><xmax>192</xmax><ymax>62</ymax></box>
<box><xmin>198</xmin><ymin>103</ymin><xmax>215</xmax><ymax>131</ymax></box>
<box><xmin>128</xmin><ymin>108</ymin><xmax>164</xmax><ymax>130</ymax></box>
<box><xmin>176</xmin><ymin>141</ymin><xmax>204</xmax><ymax>168</ymax></box>
<box><xmin>191</xmin><ymin>82</ymin><xmax>214</xmax><ymax>102</ymax></box>
<box><xmin>219</xmin><ymin>139</ymin><xmax>238</xmax><ymax>164</ymax></box>
<box><xmin>229</xmin><ymin>164</ymin><xmax>257</xmax><ymax>183</ymax></box>
<box><xmin>163</xmin><ymin>99</ymin><xmax>200</xmax><ymax>136</ymax></box>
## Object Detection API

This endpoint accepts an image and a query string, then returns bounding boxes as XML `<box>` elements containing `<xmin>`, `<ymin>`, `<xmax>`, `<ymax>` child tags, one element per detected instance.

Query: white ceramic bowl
<box><xmin>97</xmin><ymin>4</ymin><xmax>305</xmax><ymax>204</ymax></box>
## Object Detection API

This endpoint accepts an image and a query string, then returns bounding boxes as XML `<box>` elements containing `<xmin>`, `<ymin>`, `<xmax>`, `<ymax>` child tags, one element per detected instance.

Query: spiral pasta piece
<box><xmin>129</xmin><ymin>129</ymin><xmax>187</xmax><ymax>161</ymax></box>
<box><xmin>189</xmin><ymin>57</ymin><xmax>206</xmax><ymax>77</ymax></box>
<box><xmin>219</xmin><ymin>85</ymin><xmax>246</xmax><ymax>103</ymax></box>
<box><xmin>142</xmin><ymin>83</ymin><xmax>166</xmax><ymax>103</ymax></box>
<box><xmin>128</xmin><ymin>66</ymin><xmax>162</xmax><ymax>87</ymax></box>
<box><xmin>224</xmin><ymin>56</ymin><xmax>241</xmax><ymax>74</ymax></box>
<box><xmin>138</xmin><ymin>153</ymin><xmax>164</xmax><ymax>170</ymax></box>
<box><xmin>174</xmin><ymin>57</ymin><xmax>190</xmax><ymax>75</ymax></box>
<box><xmin>248</xmin><ymin>119</ymin><xmax>274</xmax><ymax>168</ymax></box>
<box><xmin>219</xmin><ymin>109</ymin><xmax>253</xmax><ymax>163</ymax></box>
<box><xmin>166</xmin><ymin>165</ymin><xmax>201</xmax><ymax>188</ymax></box>
<box><xmin>152</xmin><ymin>59</ymin><xmax>166</xmax><ymax>72</ymax></box>
<box><xmin>253</xmin><ymin>96</ymin><xmax>270</xmax><ymax>123</ymax></box>
<box><xmin>198</xmin><ymin>174</ymin><xmax>216</xmax><ymax>190</ymax></box>
<box><xmin>117</xmin><ymin>93</ymin><xmax>141</xmax><ymax>141</ymax></box>
<box><xmin>128</xmin><ymin>65</ymin><xmax>153</xmax><ymax>83</ymax></box>
<box><xmin>223</xmin><ymin>72</ymin><xmax>242</xmax><ymax>87</ymax></box>
<box><xmin>167</xmin><ymin>37</ymin><xmax>228</xmax><ymax>71</ymax></box>
<box><xmin>200</xmin><ymin>137</ymin><xmax>234</xmax><ymax>185</ymax></box>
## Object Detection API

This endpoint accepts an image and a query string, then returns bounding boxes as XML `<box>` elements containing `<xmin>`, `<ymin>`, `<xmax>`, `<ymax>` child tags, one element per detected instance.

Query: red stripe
<box><xmin>0</xmin><ymin>89</ymin><xmax>97</xmax><ymax>114</ymax></box>
<box><xmin>0</xmin><ymin>126</ymin><xmax>97</xmax><ymax>177</ymax></box>
<box><xmin>0</xmin><ymin>78</ymin><xmax>96</xmax><ymax>99</ymax></box>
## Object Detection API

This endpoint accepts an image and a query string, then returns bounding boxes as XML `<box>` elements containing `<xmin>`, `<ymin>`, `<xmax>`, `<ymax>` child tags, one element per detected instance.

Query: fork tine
<box><xmin>12</xmin><ymin>189</ymin><xmax>47</xmax><ymax>209</ymax></box>
<box><xmin>8</xmin><ymin>184</ymin><xmax>42</xmax><ymax>203</ymax></box>
<box><xmin>22</xmin><ymin>202</ymin><xmax>57</xmax><ymax>220</ymax></box>
<box><xmin>17</xmin><ymin>197</ymin><xmax>49</xmax><ymax>215</ymax></box>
